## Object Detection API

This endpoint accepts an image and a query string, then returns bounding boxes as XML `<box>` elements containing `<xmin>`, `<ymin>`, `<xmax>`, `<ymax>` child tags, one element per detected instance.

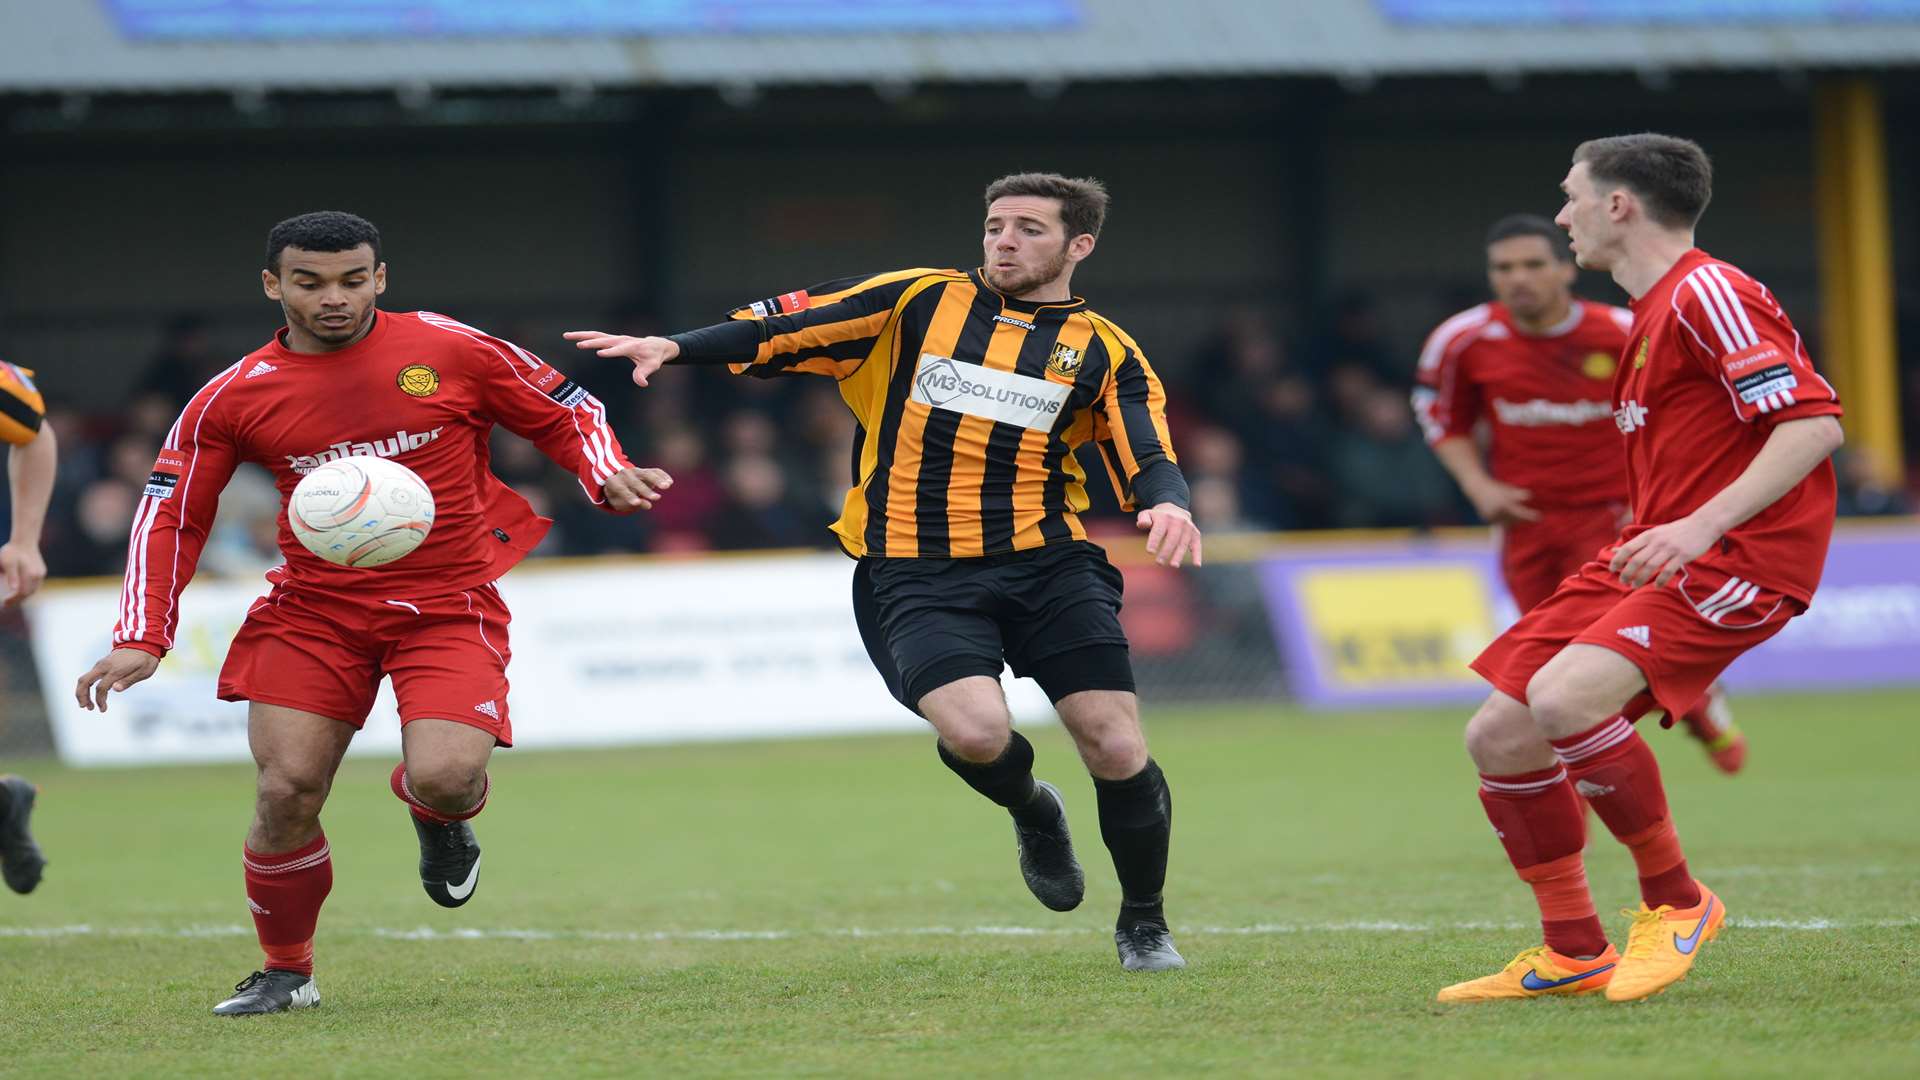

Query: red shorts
<box><xmin>1498</xmin><ymin>503</ymin><xmax>1628</xmax><ymax>612</ymax></box>
<box><xmin>1471</xmin><ymin>560</ymin><xmax>1801</xmax><ymax>717</ymax></box>
<box><xmin>217</xmin><ymin>579</ymin><xmax>514</xmax><ymax>745</ymax></box>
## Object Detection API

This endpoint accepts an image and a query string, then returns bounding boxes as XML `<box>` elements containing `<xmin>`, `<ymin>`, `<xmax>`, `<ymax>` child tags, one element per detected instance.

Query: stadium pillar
<box><xmin>1813</xmin><ymin>76</ymin><xmax>1904</xmax><ymax>486</ymax></box>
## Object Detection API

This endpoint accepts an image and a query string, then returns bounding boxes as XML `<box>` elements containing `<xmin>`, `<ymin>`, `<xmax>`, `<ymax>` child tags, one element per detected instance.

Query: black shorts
<box><xmin>852</xmin><ymin>540</ymin><xmax>1134</xmax><ymax>712</ymax></box>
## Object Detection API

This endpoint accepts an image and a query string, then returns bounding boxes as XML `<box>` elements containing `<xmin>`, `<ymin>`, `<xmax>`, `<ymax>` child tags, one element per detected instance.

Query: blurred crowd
<box><xmin>12</xmin><ymin>297</ymin><xmax>1918</xmax><ymax>582</ymax></box>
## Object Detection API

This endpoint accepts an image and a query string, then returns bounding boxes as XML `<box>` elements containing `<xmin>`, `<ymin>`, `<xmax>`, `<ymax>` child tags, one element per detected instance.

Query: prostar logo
<box><xmin>285</xmin><ymin>426</ymin><xmax>444</xmax><ymax>475</ymax></box>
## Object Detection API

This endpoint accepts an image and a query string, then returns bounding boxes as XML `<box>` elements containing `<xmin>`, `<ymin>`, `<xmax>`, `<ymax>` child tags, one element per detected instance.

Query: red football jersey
<box><xmin>1610</xmin><ymin>249</ymin><xmax>1841</xmax><ymax>605</ymax></box>
<box><xmin>1413</xmin><ymin>300</ymin><xmax>1633</xmax><ymax>509</ymax></box>
<box><xmin>114</xmin><ymin>310</ymin><xmax>633</xmax><ymax>657</ymax></box>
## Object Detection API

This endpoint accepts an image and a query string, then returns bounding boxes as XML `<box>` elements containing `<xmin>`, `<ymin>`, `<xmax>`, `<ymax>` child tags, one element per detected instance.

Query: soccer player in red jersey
<box><xmin>1415</xmin><ymin>215</ymin><xmax>1746</xmax><ymax>773</ymax></box>
<box><xmin>1438</xmin><ymin>135</ymin><xmax>1843</xmax><ymax>1003</ymax></box>
<box><xmin>1</xmin><ymin>358</ymin><xmax>56</xmax><ymax>894</ymax></box>
<box><xmin>71</xmin><ymin>212</ymin><xmax>671</xmax><ymax>1015</ymax></box>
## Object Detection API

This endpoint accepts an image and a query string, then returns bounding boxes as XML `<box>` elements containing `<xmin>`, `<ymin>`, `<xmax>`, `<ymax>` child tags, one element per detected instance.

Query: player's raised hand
<box><xmin>562</xmin><ymin>330</ymin><xmax>680</xmax><ymax>387</ymax></box>
<box><xmin>74</xmin><ymin>648</ymin><xmax>162</xmax><ymax>713</ymax></box>
<box><xmin>1609</xmin><ymin>515</ymin><xmax>1718</xmax><ymax>589</ymax></box>
<box><xmin>603</xmin><ymin>466</ymin><xmax>674</xmax><ymax>513</ymax></box>
<box><xmin>1465</xmin><ymin>478</ymin><xmax>1541</xmax><ymax>524</ymax></box>
<box><xmin>1137</xmin><ymin>503</ymin><xmax>1203</xmax><ymax>569</ymax></box>
<box><xmin>0</xmin><ymin>541</ymin><xmax>47</xmax><ymax>608</ymax></box>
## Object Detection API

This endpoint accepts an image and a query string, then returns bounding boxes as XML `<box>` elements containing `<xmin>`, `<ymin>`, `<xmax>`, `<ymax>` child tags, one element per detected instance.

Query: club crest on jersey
<box><xmin>1046</xmin><ymin>343</ymin><xmax>1083</xmax><ymax>378</ymax></box>
<box><xmin>396</xmin><ymin>364</ymin><xmax>440</xmax><ymax>398</ymax></box>
<box><xmin>1633</xmin><ymin>337</ymin><xmax>1650</xmax><ymax>370</ymax></box>
<box><xmin>1582</xmin><ymin>351</ymin><xmax>1618</xmax><ymax>379</ymax></box>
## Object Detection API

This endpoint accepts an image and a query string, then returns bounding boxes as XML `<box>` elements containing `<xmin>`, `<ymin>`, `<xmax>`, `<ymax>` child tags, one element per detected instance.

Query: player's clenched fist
<box><xmin>74</xmin><ymin>647</ymin><xmax>161</xmax><ymax>713</ymax></box>
<box><xmin>563</xmin><ymin>330</ymin><xmax>680</xmax><ymax>387</ymax></box>
<box><xmin>603</xmin><ymin>466</ymin><xmax>673</xmax><ymax>512</ymax></box>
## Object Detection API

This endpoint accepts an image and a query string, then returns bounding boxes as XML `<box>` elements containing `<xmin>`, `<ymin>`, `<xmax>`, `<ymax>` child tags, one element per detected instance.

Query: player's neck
<box><xmin>1012</xmin><ymin>269</ymin><xmax>1077</xmax><ymax>305</ymax></box>
<box><xmin>1611</xmin><ymin>231</ymin><xmax>1697</xmax><ymax>300</ymax></box>
<box><xmin>1509</xmin><ymin>296</ymin><xmax>1575</xmax><ymax>336</ymax></box>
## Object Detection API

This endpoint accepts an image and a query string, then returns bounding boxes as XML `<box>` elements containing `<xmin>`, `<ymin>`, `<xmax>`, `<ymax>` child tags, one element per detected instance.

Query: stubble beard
<box><xmin>987</xmin><ymin>247</ymin><xmax>1070</xmax><ymax>298</ymax></box>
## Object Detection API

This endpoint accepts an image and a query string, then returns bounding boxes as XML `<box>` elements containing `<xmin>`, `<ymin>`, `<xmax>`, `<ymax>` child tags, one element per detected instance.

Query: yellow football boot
<box><xmin>1606</xmin><ymin>881</ymin><xmax>1726</xmax><ymax>1002</ymax></box>
<box><xmin>1436</xmin><ymin>943</ymin><xmax>1619</xmax><ymax>1002</ymax></box>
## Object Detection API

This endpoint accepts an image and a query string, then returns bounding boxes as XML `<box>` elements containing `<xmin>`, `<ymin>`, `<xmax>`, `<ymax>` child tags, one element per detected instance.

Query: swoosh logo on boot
<box><xmin>1520</xmin><ymin>962</ymin><xmax>1614</xmax><ymax>991</ymax></box>
<box><xmin>444</xmin><ymin>854</ymin><xmax>481</xmax><ymax>901</ymax></box>
<box><xmin>1673</xmin><ymin>896</ymin><xmax>1715</xmax><ymax>955</ymax></box>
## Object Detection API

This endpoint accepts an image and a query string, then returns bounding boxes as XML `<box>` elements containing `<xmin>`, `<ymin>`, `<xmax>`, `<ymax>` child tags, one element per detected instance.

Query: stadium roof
<box><xmin>3</xmin><ymin>1</ymin><xmax>1918</xmax><ymax>95</ymax></box>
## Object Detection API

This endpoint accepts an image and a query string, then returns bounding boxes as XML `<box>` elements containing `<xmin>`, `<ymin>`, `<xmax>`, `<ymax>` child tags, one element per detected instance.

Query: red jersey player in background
<box><xmin>1</xmin><ymin>359</ymin><xmax>57</xmax><ymax>895</ymax></box>
<box><xmin>72</xmin><ymin>212</ymin><xmax>672</xmax><ymax>1015</ymax></box>
<box><xmin>1415</xmin><ymin>215</ymin><xmax>1746</xmax><ymax>774</ymax></box>
<box><xmin>1438</xmin><ymin>135</ymin><xmax>1843</xmax><ymax>1004</ymax></box>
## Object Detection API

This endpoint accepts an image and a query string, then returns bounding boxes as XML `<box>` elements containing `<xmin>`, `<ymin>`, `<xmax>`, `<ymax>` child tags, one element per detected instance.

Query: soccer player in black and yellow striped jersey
<box><xmin>1</xmin><ymin>358</ymin><xmax>56</xmax><ymax>895</ymax></box>
<box><xmin>568</xmin><ymin>173</ymin><xmax>1199</xmax><ymax>971</ymax></box>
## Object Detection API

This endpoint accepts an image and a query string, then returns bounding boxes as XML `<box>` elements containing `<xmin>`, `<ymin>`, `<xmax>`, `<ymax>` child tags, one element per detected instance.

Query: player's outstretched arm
<box><xmin>74</xmin><ymin>647</ymin><xmax>162</xmax><ymax>713</ymax></box>
<box><xmin>1</xmin><ymin>419</ymin><xmax>56</xmax><ymax>607</ymax></box>
<box><xmin>563</xmin><ymin>331</ymin><xmax>680</xmax><ymax>387</ymax></box>
<box><xmin>1137</xmin><ymin>503</ymin><xmax>1203</xmax><ymax>569</ymax></box>
<box><xmin>1610</xmin><ymin>415</ymin><xmax>1845</xmax><ymax>588</ymax></box>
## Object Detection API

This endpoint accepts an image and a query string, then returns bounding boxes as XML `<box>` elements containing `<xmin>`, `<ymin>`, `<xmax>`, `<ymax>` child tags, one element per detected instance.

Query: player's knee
<box><xmin>1464</xmin><ymin>701</ymin><xmax>1539</xmax><ymax>769</ymax></box>
<box><xmin>404</xmin><ymin>759</ymin><xmax>486</xmax><ymax>809</ymax></box>
<box><xmin>1070</xmin><ymin>715</ymin><xmax>1147</xmax><ymax>776</ymax></box>
<box><xmin>255</xmin><ymin>767</ymin><xmax>329</xmax><ymax>823</ymax></box>
<box><xmin>937</xmin><ymin>717</ymin><xmax>1011</xmax><ymax>764</ymax></box>
<box><xmin>1523</xmin><ymin>673</ymin><xmax>1595</xmax><ymax>739</ymax></box>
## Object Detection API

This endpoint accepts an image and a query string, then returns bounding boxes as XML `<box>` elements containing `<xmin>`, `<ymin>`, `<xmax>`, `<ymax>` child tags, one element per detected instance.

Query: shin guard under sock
<box><xmin>1550</xmin><ymin>717</ymin><xmax>1700</xmax><ymax>909</ymax></box>
<box><xmin>242</xmin><ymin>833</ymin><xmax>333</xmax><ymax>976</ymax></box>
<box><xmin>1479</xmin><ymin>767</ymin><xmax>1608</xmax><ymax>957</ymax></box>
<box><xmin>1094</xmin><ymin>759</ymin><xmax>1172</xmax><ymax>929</ymax></box>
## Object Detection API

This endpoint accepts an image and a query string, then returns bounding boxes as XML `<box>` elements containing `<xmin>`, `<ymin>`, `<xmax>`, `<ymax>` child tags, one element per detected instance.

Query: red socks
<box><xmin>1550</xmin><ymin>717</ymin><xmax>1701</xmax><ymax>910</ymax></box>
<box><xmin>242</xmin><ymin>833</ymin><xmax>333</xmax><ymax>976</ymax></box>
<box><xmin>390</xmin><ymin>763</ymin><xmax>489</xmax><ymax>824</ymax></box>
<box><xmin>1478</xmin><ymin>767</ymin><xmax>1608</xmax><ymax>958</ymax></box>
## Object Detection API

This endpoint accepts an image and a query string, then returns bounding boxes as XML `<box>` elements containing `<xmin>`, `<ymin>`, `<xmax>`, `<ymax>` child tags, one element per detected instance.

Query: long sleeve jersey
<box><xmin>114</xmin><ymin>310</ymin><xmax>632</xmax><ymax>657</ymax></box>
<box><xmin>669</xmin><ymin>267</ymin><xmax>1187</xmax><ymax>559</ymax></box>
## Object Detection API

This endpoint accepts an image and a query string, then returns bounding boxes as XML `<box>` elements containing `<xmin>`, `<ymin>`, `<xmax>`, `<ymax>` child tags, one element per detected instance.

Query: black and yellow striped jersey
<box><xmin>0</xmin><ymin>360</ymin><xmax>46</xmax><ymax>446</ymax></box>
<box><xmin>670</xmin><ymin>267</ymin><xmax>1185</xmax><ymax>559</ymax></box>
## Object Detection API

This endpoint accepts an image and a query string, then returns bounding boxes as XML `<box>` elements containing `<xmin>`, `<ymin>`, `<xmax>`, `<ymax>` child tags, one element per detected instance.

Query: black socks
<box><xmin>1095</xmin><ymin>759</ymin><xmax>1172</xmax><ymax>930</ymax></box>
<box><xmin>937</xmin><ymin>730</ymin><xmax>1055</xmax><ymax>827</ymax></box>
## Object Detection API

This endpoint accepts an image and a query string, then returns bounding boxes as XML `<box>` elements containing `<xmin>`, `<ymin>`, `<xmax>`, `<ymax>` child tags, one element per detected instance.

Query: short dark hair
<box><xmin>1485</xmin><ymin>213</ymin><xmax>1572</xmax><ymax>263</ymax></box>
<box><xmin>983</xmin><ymin>172</ymin><xmax>1109</xmax><ymax>239</ymax></box>
<box><xmin>266</xmin><ymin>211</ymin><xmax>382</xmax><ymax>274</ymax></box>
<box><xmin>1572</xmin><ymin>133</ymin><xmax>1713</xmax><ymax>229</ymax></box>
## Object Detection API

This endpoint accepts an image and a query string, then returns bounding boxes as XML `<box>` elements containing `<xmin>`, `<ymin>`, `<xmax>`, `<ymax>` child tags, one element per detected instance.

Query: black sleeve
<box><xmin>1130</xmin><ymin>458</ymin><xmax>1191</xmax><ymax>513</ymax></box>
<box><xmin>667</xmin><ymin>320</ymin><xmax>763</xmax><ymax>365</ymax></box>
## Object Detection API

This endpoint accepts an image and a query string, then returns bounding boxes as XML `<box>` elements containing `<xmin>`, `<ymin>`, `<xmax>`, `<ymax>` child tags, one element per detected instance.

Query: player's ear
<box><xmin>261</xmin><ymin>269</ymin><xmax>282</xmax><ymax>301</ymax></box>
<box><xmin>373</xmin><ymin>262</ymin><xmax>388</xmax><ymax>296</ymax></box>
<box><xmin>1067</xmin><ymin>232</ymin><xmax>1097</xmax><ymax>263</ymax></box>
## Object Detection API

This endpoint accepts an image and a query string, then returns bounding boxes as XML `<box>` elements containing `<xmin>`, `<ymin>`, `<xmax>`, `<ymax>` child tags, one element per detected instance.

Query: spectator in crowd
<box><xmin>1328</xmin><ymin>382</ymin><xmax>1461</xmax><ymax>529</ymax></box>
<box><xmin>135</xmin><ymin>313</ymin><xmax>227</xmax><ymax>406</ymax></box>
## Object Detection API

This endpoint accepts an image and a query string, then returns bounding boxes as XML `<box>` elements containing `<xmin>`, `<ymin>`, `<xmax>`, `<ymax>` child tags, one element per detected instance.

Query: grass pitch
<box><xmin>2</xmin><ymin>691</ymin><xmax>1917</xmax><ymax>1077</ymax></box>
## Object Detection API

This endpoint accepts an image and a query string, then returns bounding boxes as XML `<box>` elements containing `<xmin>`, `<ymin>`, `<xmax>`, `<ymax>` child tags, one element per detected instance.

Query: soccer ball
<box><xmin>287</xmin><ymin>455</ymin><xmax>435</xmax><ymax>568</ymax></box>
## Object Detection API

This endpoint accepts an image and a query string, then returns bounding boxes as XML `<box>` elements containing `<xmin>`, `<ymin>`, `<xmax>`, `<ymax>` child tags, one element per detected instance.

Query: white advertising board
<box><xmin>32</xmin><ymin>553</ymin><xmax>1052</xmax><ymax>767</ymax></box>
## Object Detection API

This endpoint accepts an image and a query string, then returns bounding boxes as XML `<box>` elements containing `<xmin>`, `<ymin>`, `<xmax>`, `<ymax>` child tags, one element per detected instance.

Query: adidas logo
<box><xmin>1575</xmin><ymin>779</ymin><xmax>1616</xmax><ymax>799</ymax></box>
<box><xmin>246</xmin><ymin>896</ymin><xmax>271</xmax><ymax>915</ymax></box>
<box><xmin>244</xmin><ymin>360</ymin><xmax>277</xmax><ymax>379</ymax></box>
<box><xmin>474</xmin><ymin>701</ymin><xmax>500</xmax><ymax>721</ymax></box>
<box><xmin>1616</xmin><ymin>625</ymin><xmax>1651</xmax><ymax>649</ymax></box>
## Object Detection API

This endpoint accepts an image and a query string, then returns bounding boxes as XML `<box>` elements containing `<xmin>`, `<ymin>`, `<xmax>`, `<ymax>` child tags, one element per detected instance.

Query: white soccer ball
<box><xmin>288</xmin><ymin>455</ymin><xmax>435</xmax><ymax>568</ymax></box>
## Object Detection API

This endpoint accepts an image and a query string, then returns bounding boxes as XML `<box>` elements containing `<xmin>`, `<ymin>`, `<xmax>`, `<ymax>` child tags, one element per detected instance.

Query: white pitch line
<box><xmin>2</xmin><ymin>917</ymin><xmax>1915</xmax><ymax>942</ymax></box>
